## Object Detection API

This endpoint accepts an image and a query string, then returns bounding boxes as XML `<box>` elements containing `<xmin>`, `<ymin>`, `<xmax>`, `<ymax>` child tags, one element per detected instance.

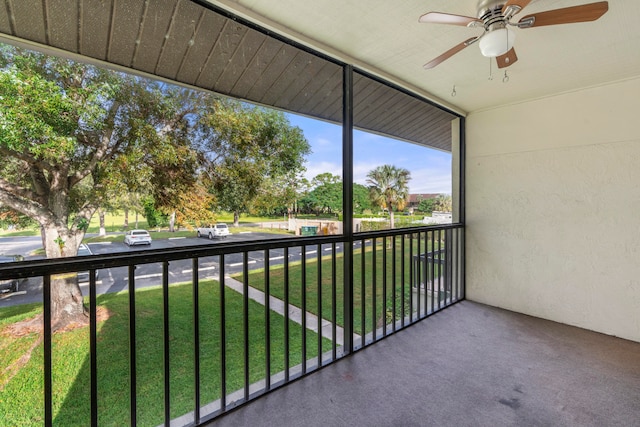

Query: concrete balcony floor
<box><xmin>212</xmin><ymin>301</ymin><xmax>640</xmax><ymax>427</ymax></box>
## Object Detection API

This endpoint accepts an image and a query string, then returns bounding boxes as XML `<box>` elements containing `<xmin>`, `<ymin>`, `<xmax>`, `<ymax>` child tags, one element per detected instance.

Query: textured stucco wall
<box><xmin>466</xmin><ymin>77</ymin><xmax>640</xmax><ymax>343</ymax></box>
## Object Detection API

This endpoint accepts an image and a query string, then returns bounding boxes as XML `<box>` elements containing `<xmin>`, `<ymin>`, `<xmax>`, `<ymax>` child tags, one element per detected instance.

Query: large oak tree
<box><xmin>0</xmin><ymin>45</ymin><xmax>309</xmax><ymax>328</ymax></box>
<box><xmin>0</xmin><ymin>46</ymin><xmax>205</xmax><ymax>327</ymax></box>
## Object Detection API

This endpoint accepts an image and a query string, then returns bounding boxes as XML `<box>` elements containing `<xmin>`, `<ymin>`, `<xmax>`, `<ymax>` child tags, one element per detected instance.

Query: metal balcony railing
<box><xmin>0</xmin><ymin>224</ymin><xmax>464</xmax><ymax>426</ymax></box>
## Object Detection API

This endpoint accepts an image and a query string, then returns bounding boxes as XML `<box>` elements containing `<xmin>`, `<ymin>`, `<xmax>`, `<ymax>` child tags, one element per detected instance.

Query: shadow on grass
<box><xmin>50</xmin><ymin>279</ymin><xmax>327</xmax><ymax>426</ymax></box>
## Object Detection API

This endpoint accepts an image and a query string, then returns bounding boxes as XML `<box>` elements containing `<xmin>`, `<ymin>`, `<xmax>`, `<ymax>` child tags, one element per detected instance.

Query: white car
<box><xmin>197</xmin><ymin>223</ymin><xmax>231</xmax><ymax>239</ymax></box>
<box><xmin>124</xmin><ymin>229</ymin><xmax>152</xmax><ymax>246</ymax></box>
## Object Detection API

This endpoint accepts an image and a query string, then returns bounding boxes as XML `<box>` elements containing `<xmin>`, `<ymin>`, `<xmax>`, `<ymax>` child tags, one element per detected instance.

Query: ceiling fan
<box><xmin>419</xmin><ymin>0</ymin><xmax>609</xmax><ymax>69</ymax></box>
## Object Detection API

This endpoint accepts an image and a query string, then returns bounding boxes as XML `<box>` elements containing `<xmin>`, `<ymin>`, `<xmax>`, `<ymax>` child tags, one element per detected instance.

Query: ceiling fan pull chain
<box><xmin>503</xmin><ymin>70</ymin><xmax>510</xmax><ymax>83</ymax></box>
<box><xmin>488</xmin><ymin>58</ymin><xmax>493</xmax><ymax>80</ymax></box>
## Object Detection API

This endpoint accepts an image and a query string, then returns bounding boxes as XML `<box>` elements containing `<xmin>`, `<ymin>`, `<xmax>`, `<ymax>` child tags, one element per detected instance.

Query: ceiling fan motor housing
<box><xmin>476</xmin><ymin>0</ymin><xmax>516</xmax><ymax>57</ymax></box>
<box><xmin>477</xmin><ymin>0</ymin><xmax>508</xmax><ymax>27</ymax></box>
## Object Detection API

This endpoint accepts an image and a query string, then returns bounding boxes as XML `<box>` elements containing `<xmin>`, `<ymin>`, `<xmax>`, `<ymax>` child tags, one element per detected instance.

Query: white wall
<box><xmin>466</xmin><ymin>77</ymin><xmax>640</xmax><ymax>343</ymax></box>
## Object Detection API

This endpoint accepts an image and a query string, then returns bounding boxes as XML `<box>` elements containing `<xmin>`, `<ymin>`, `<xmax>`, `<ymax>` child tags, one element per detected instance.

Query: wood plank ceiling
<box><xmin>0</xmin><ymin>0</ymin><xmax>456</xmax><ymax>151</ymax></box>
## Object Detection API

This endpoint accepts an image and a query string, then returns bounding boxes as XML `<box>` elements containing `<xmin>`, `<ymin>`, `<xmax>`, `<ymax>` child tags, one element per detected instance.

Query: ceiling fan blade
<box><xmin>423</xmin><ymin>37</ymin><xmax>479</xmax><ymax>69</ymax></box>
<box><xmin>496</xmin><ymin>48</ymin><xmax>518</xmax><ymax>68</ymax></box>
<box><xmin>518</xmin><ymin>1</ymin><xmax>608</xmax><ymax>28</ymax></box>
<box><xmin>419</xmin><ymin>12</ymin><xmax>481</xmax><ymax>27</ymax></box>
<box><xmin>502</xmin><ymin>0</ymin><xmax>532</xmax><ymax>14</ymax></box>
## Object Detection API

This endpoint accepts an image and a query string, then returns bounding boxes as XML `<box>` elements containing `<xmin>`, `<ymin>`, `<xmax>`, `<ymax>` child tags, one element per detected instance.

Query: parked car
<box><xmin>124</xmin><ymin>229</ymin><xmax>152</xmax><ymax>246</ymax></box>
<box><xmin>0</xmin><ymin>254</ymin><xmax>26</xmax><ymax>293</ymax></box>
<box><xmin>197</xmin><ymin>223</ymin><xmax>231</xmax><ymax>239</ymax></box>
<box><xmin>77</xmin><ymin>243</ymin><xmax>99</xmax><ymax>283</ymax></box>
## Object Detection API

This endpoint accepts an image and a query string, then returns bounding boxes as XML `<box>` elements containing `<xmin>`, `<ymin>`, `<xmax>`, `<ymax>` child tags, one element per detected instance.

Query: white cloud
<box><xmin>314</xmin><ymin>137</ymin><xmax>333</xmax><ymax>147</ymax></box>
<box><xmin>353</xmin><ymin>161</ymin><xmax>384</xmax><ymax>185</ymax></box>
<box><xmin>352</xmin><ymin>162</ymin><xmax>451</xmax><ymax>194</ymax></box>
<box><xmin>408</xmin><ymin>167</ymin><xmax>452</xmax><ymax>194</ymax></box>
<box><xmin>303</xmin><ymin>161</ymin><xmax>342</xmax><ymax>181</ymax></box>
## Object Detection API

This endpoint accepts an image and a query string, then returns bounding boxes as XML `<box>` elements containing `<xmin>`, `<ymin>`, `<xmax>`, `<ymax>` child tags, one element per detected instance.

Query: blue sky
<box><xmin>286</xmin><ymin>113</ymin><xmax>452</xmax><ymax>194</ymax></box>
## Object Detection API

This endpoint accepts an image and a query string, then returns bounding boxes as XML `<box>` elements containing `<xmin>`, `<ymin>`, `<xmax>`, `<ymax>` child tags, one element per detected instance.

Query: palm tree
<box><xmin>366</xmin><ymin>165</ymin><xmax>411</xmax><ymax>229</ymax></box>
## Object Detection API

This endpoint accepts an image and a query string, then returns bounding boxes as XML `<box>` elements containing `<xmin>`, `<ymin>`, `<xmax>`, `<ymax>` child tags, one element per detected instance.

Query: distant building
<box><xmin>423</xmin><ymin>211</ymin><xmax>453</xmax><ymax>225</ymax></box>
<box><xmin>407</xmin><ymin>193</ymin><xmax>439</xmax><ymax>209</ymax></box>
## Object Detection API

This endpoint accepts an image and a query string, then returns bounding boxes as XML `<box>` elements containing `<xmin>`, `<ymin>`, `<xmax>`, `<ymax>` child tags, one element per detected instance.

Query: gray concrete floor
<box><xmin>209</xmin><ymin>301</ymin><xmax>640</xmax><ymax>427</ymax></box>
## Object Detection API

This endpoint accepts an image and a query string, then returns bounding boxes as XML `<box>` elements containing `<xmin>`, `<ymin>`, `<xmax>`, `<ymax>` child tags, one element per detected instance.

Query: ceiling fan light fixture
<box><xmin>479</xmin><ymin>27</ymin><xmax>516</xmax><ymax>57</ymax></box>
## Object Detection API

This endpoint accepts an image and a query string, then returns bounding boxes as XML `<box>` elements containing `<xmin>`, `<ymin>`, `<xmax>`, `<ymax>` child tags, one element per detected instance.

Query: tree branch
<box><xmin>0</xmin><ymin>177</ymin><xmax>44</xmax><ymax>205</ymax></box>
<box><xmin>0</xmin><ymin>183</ymin><xmax>51</xmax><ymax>223</ymax></box>
<box><xmin>69</xmin><ymin>101</ymin><xmax>121</xmax><ymax>186</ymax></box>
<box><xmin>0</xmin><ymin>146</ymin><xmax>53</xmax><ymax>172</ymax></box>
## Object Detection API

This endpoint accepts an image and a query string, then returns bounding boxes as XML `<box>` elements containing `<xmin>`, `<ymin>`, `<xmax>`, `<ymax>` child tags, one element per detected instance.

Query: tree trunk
<box><xmin>42</xmin><ymin>224</ymin><xmax>87</xmax><ymax>330</ymax></box>
<box><xmin>233</xmin><ymin>211</ymin><xmax>240</xmax><ymax>227</ymax></box>
<box><xmin>389</xmin><ymin>210</ymin><xmax>395</xmax><ymax>229</ymax></box>
<box><xmin>99</xmin><ymin>210</ymin><xmax>106</xmax><ymax>236</ymax></box>
<box><xmin>135</xmin><ymin>211</ymin><xmax>139</xmax><ymax>229</ymax></box>
<box><xmin>50</xmin><ymin>273</ymin><xmax>87</xmax><ymax>329</ymax></box>
<box><xmin>169</xmin><ymin>211</ymin><xmax>176</xmax><ymax>232</ymax></box>
<box><xmin>123</xmin><ymin>208</ymin><xmax>129</xmax><ymax>229</ymax></box>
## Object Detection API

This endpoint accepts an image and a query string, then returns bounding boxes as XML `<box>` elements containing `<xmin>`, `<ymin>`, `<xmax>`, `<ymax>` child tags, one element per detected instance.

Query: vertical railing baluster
<box><xmin>409</xmin><ymin>233</ymin><xmax>413</xmax><ymax>324</ymax></box>
<box><xmin>382</xmin><ymin>236</ymin><xmax>387</xmax><ymax>337</ymax></box>
<box><xmin>457</xmin><ymin>228</ymin><xmax>461</xmax><ymax>302</ymax></box>
<box><xmin>440</xmin><ymin>230</ymin><xmax>444</xmax><ymax>308</ymax></box>
<box><xmin>392</xmin><ymin>235</ymin><xmax>396</xmax><ymax>333</ymax></box>
<box><xmin>442</xmin><ymin>230</ymin><xmax>447</xmax><ymax>307</ymax></box>
<box><xmin>416</xmin><ymin>232</ymin><xmax>421</xmax><ymax>318</ymax></box>
<box><xmin>452</xmin><ymin>228</ymin><xmax>456</xmax><ymax>302</ymax></box>
<box><xmin>301</xmin><ymin>246</ymin><xmax>307</xmax><ymax>373</ymax></box>
<box><xmin>437</xmin><ymin>229</ymin><xmax>442</xmax><ymax>311</ymax></box>
<box><xmin>423</xmin><ymin>232</ymin><xmax>428</xmax><ymax>315</ymax></box>
<box><xmin>163</xmin><ymin>261</ymin><xmax>170</xmax><ymax>427</ymax></box>
<box><xmin>284</xmin><ymin>247</ymin><xmax>290</xmax><ymax>382</ymax></box>
<box><xmin>128</xmin><ymin>265</ymin><xmax>137</xmax><ymax>426</ymax></box>
<box><xmin>371</xmin><ymin>237</ymin><xmax>377</xmax><ymax>342</ymax></box>
<box><xmin>243</xmin><ymin>252</ymin><xmax>250</xmax><ymax>401</ymax></box>
<box><xmin>90</xmin><ymin>269</ymin><xmax>98</xmax><ymax>427</ymax></box>
<box><xmin>456</xmin><ymin>228</ymin><xmax>461</xmax><ymax>301</ymax></box>
<box><xmin>446</xmin><ymin>228</ymin><xmax>451</xmax><ymax>306</ymax></box>
<box><xmin>461</xmin><ymin>227</ymin><xmax>466</xmax><ymax>300</ymax></box>
<box><xmin>317</xmin><ymin>243</ymin><xmax>322</xmax><ymax>368</ymax></box>
<box><xmin>264</xmin><ymin>250</ymin><xmax>271</xmax><ymax>391</ymax></box>
<box><xmin>219</xmin><ymin>256</ymin><xmax>226</xmax><ymax>411</ymax></box>
<box><xmin>360</xmin><ymin>239</ymin><xmax>365</xmax><ymax>348</ymax></box>
<box><xmin>451</xmin><ymin>229</ymin><xmax>456</xmax><ymax>303</ymax></box>
<box><xmin>192</xmin><ymin>258</ymin><xmax>200</xmax><ymax>423</ymax></box>
<box><xmin>430</xmin><ymin>230</ymin><xmax>435</xmax><ymax>315</ymax></box>
<box><xmin>401</xmin><ymin>233</ymin><xmax>406</xmax><ymax>328</ymax></box>
<box><xmin>331</xmin><ymin>243</ymin><xmax>337</xmax><ymax>361</ymax></box>
<box><xmin>43</xmin><ymin>274</ymin><xmax>52</xmax><ymax>427</ymax></box>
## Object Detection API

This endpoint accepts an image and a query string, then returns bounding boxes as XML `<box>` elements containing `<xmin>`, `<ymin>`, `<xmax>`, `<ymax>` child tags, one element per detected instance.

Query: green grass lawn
<box><xmin>234</xmin><ymin>234</ymin><xmax>445</xmax><ymax>336</ymax></box>
<box><xmin>0</xmin><ymin>280</ymin><xmax>331</xmax><ymax>426</ymax></box>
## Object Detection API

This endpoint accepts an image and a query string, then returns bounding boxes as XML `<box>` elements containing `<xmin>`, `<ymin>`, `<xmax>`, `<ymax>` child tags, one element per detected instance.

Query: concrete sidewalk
<box><xmin>222</xmin><ymin>276</ymin><xmax>359</xmax><ymax>346</ymax></box>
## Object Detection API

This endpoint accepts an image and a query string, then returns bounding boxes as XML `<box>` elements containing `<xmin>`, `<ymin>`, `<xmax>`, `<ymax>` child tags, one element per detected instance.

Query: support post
<box><xmin>342</xmin><ymin>64</ymin><xmax>354</xmax><ymax>354</ymax></box>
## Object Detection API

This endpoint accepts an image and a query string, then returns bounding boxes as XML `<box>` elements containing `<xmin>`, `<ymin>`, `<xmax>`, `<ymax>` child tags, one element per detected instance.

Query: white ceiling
<box><xmin>210</xmin><ymin>0</ymin><xmax>640</xmax><ymax>114</ymax></box>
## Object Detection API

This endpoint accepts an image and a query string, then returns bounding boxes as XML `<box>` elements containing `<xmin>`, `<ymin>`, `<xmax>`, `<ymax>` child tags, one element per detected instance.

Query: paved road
<box><xmin>0</xmin><ymin>235</ymin><xmax>43</xmax><ymax>258</ymax></box>
<box><xmin>0</xmin><ymin>232</ymin><xmax>363</xmax><ymax>307</ymax></box>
